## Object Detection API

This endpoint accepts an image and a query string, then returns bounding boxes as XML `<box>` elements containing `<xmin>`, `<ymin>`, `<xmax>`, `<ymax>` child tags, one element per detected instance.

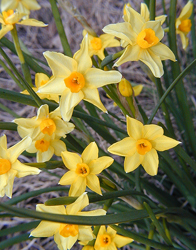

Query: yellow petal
<box><xmin>69</xmin><ymin>176</ymin><xmax>86</xmax><ymax>196</ymax></box>
<box><xmin>78</xmin><ymin>227</ymin><xmax>94</xmax><ymax>243</ymax></box>
<box><xmin>38</xmin><ymin>76</ymin><xmax>65</xmax><ymax>94</ymax></box>
<box><xmin>36</xmin><ymin>146</ymin><xmax>54</xmax><ymax>162</ymax></box>
<box><xmin>8</xmin><ymin>137</ymin><xmax>32</xmax><ymax>163</ymax></box>
<box><xmin>149</xmin><ymin>42</ymin><xmax>176</xmax><ymax>61</ymax></box>
<box><xmin>59</xmin><ymin>171</ymin><xmax>77</xmax><ymax>185</ymax></box>
<box><xmin>113</xmin><ymin>234</ymin><xmax>134</xmax><ymax>247</ymax></box>
<box><xmin>155</xmin><ymin>15</ymin><xmax>167</xmax><ymax>25</ymax></box>
<box><xmin>43</xmin><ymin>51</ymin><xmax>77</xmax><ymax>77</ymax></box>
<box><xmin>108</xmin><ymin>137</ymin><xmax>136</xmax><ymax>157</ymax></box>
<box><xmin>86</xmin><ymin>174</ymin><xmax>102</xmax><ymax>195</ymax></box>
<box><xmin>178</xmin><ymin>31</ymin><xmax>189</xmax><ymax>50</ymax></box>
<box><xmin>125</xmin><ymin>5</ymin><xmax>144</xmax><ymax>33</ymax></box>
<box><xmin>127</xmin><ymin>116</ymin><xmax>144</xmax><ymax>140</ymax></box>
<box><xmin>57</xmin><ymin>233</ymin><xmax>78</xmax><ymax>250</ymax></box>
<box><xmin>35</xmin><ymin>73</ymin><xmax>49</xmax><ymax>88</ymax></box>
<box><xmin>114</xmin><ymin>44</ymin><xmax>141</xmax><ymax>67</ymax></box>
<box><xmin>143</xmin><ymin>124</ymin><xmax>163</xmax><ymax>141</ymax></box>
<box><xmin>151</xmin><ymin>135</ymin><xmax>180</xmax><ymax>151</ymax></box>
<box><xmin>0</xmin><ymin>24</ymin><xmax>13</xmax><ymax>39</ymax></box>
<box><xmin>103</xmin><ymin>22</ymin><xmax>136</xmax><ymax>45</ymax></box>
<box><xmin>30</xmin><ymin>221</ymin><xmax>59</xmax><ymax>237</ymax></box>
<box><xmin>78</xmin><ymin>209</ymin><xmax>106</xmax><ymax>217</ymax></box>
<box><xmin>0</xmin><ymin>134</ymin><xmax>7</xmax><ymax>149</ymax></box>
<box><xmin>74</xmin><ymin>34</ymin><xmax>92</xmax><ymax>74</ymax></box>
<box><xmin>18</xmin><ymin>18</ymin><xmax>47</xmax><ymax>27</ymax></box>
<box><xmin>21</xmin><ymin>0</ymin><xmax>41</xmax><ymax>10</ymax></box>
<box><xmin>83</xmin><ymin>88</ymin><xmax>107</xmax><ymax>113</ymax></box>
<box><xmin>89</xmin><ymin>156</ymin><xmax>114</xmax><ymax>174</ymax></box>
<box><xmin>85</xmin><ymin>68</ymin><xmax>122</xmax><ymax>89</ymax></box>
<box><xmin>100</xmin><ymin>33</ymin><xmax>120</xmax><ymax>48</ymax></box>
<box><xmin>61</xmin><ymin>151</ymin><xmax>82</xmax><ymax>170</ymax></box>
<box><xmin>66</xmin><ymin>193</ymin><xmax>89</xmax><ymax>215</ymax></box>
<box><xmin>52</xmin><ymin>139</ymin><xmax>67</xmax><ymax>156</ymax></box>
<box><xmin>142</xmin><ymin>149</ymin><xmax>159</xmax><ymax>176</ymax></box>
<box><xmin>178</xmin><ymin>1</ymin><xmax>193</xmax><ymax>20</ymax></box>
<box><xmin>1</xmin><ymin>0</ymin><xmax>17</xmax><ymax>12</ymax></box>
<box><xmin>82</xmin><ymin>142</ymin><xmax>98</xmax><ymax>165</ymax></box>
<box><xmin>60</xmin><ymin>88</ymin><xmax>84</xmax><ymax>121</ymax></box>
<box><xmin>12</xmin><ymin>160</ymin><xmax>40</xmax><ymax>178</ymax></box>
<box><xmin>0</xmin><ymin>169</ymin><xmax>17</xmax><ymax>198</ymax></box>
<box><xmin>124</xmin><ymin>152</ymin><xmax>143</xmax><ymax>173</ymax></box>
<box><xmin>140</xmin><ymin>48</ymin><xmax>164</xmax><ymax>78</ymax></box>
<box><xmin>142</xmin><ymin>20</ymin><xmax>164</xmax><ymax>41</ymax></box>
<box><xmin>133</xmin><ymin>84</ymin><xmax>143</xmax><ymax>96</ymax></box>
<box><xmin>140</xmin><ymin>3</ymin><xmax>150</xmax><ymax>22</ymax></box>
<box><xmin>36</xmin><ymin>203</ymin><xmax>66</xmax><ymax>214</ymax></box>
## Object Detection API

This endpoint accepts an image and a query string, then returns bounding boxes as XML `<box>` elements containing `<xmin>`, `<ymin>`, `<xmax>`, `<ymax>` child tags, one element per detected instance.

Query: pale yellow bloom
<box><xmin>82</xmin><ymin>30</ymin><xmax>120</xmax><ymax>60</ymax></box>
<box><xmin>0</xmin><ymin>135</ymin><xmax>40</xmax><ymax>198</ymax></box>
<box><xmin>176</xmin><ymin>1</ymin><xmax>193</xmax><ymax>50</ymax></box>
<box><xmin>94</xmin><ymin>226</ymin><xmax>133</xmax><ymax>250</ymax></box>
<box><xmin>59</xmin><ymin>142</ymin><xmax>114</xmax><ymax>196</ymax></box>
<box><xmin>31</xmin><ymin>193</ymin><xmax>106</xmax><ymax>250</ymax></box>
<box><xmin>103</xmin><ymin>4</ymin><xmax>175</xmax><ymax>78</ymax></box>
<box><xmin>21</xmin><ymin>73</ymin><xmax>59</xmax><ymax>103</ymax></box>
<box><xmin>38</xmin><ymin>35</ymin><xmax>122</xmax><ymax>121</ymax></box>
<box><xmin>14</xmin><ymin>104</ymin><xmax>74</xmax><ymax>162</ymax></box>
<box><xmin>0</xmin><ymin>9</ymin><xmax>47</xmax><ymax>39</ymax></box>
<box><xmin>14</xmin><ymin>104</ymin><xmax>74</xmax><ymax>140</ymax></box>
<box><xmin>108</xmin><ymin>117</ymin><xmax>180</xmax><ymax>176</ymax></box>
<box><xmin>1</xmin><ymin>0</ymin><xmax>41</xmax><ymax>14</ymax></box>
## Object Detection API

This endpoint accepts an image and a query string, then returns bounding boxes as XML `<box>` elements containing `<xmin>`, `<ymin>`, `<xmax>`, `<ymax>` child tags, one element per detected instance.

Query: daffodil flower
<box><xmin>108</xmin><ymin>117</ymin><xmax>180</xmax><ymax>176</ymax></box>
<box><xmin>176</xmin><ymin>0</ymin><xmax>193</xmax><ymax>50</ymax></box>
<box><xmin>103</xmin><ymin>5</ymin><xmax>176</xmax><ymax>78</ymax></box>
<box><xmin>0</xmin><ymin>9</ymin><xmax>47</xmax><ymax>39</ymax></box>
<box><xmin>31</xmin><ymin>193</ymin><xmax>106</xmax><ymax>250</ymax></box>
<box><xmin>59</xmin><ymin>142</ymin><xmax>114</xmax><ymax>196</ymax></box>
<box><xmin>82</xmin><ymin>30</ymin><xmax>120</xmax><ymax>60</ymax></box>
<box><xmin>14</xmin><ymin>104</ymin><xmax>74</xmax><ymax>140</ymax></box>
<box><xmin>94</xmin><ymin>226</ymin><xmax>133</xmax><ymax>250</ymax></box>
<box><xmin>21</xmin><ymin>73</ymin><xmax>59</xmax><ymax>103</ymax></box>
<box><xmin>38</xmin><ymin>35</ymin><xmax>122</xmax><ymax>121</ymax></box>
<box><xmin>1</xmin><ymin>0</ymin><xmax>41</xmax><ymax>15</ymax></box>
<box><xmin>0</xmin><ymin>135</ymin><xmax>40</xmax><ymax>198</ymax></box>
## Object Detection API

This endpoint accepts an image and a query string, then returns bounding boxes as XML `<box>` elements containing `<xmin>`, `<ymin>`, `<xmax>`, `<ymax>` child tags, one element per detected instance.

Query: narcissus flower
<box><xmin>0</xmin><ymin>135</ymin><xmax>40</xmax><ymax>198</ymax></box>
<box><xmin>1</xmin><ymin>0</ymin><xmax>41</xmax><ymax>14</ymax></box>
<box><xmin>0</xmin><ymin>9</ymin><xmax>47</xmax><ymax>39</ymax></box>
<box><xmin>31</xmin><ymin>193</ymin><xmax>106</xmax><ymax>250</ymax></box>
<box><xmin>14</xmin><ymin>104</ymin><xmax>74</xmax><ymax>140</ymax></box>
<box><xmin>59</xmin><ymin>142</ymin><xmax>114</xmax><ymax>196</ymax></box>
<box><xmin>176</xmin><ymin>1</ymin><xmax>193</xmax><ymax>50</ymax></box>
<box><xmin>38</xmin><ymin>35</ymin><xmax>122</xmax><ymax>121</ymax></box>
<box><xmin>108</xmin><ymin>117</ymin><xmax>180</xmax><ymax>176</ymax></box>
<box><xmin>21</xmin><ymin>73</ymin><xmax>59</xmax><ymax>103</ymax></box>
<box><xmin>82</xmin><ymin>30</ymin><xmax>120</xmax><ymax>60</ymax></box>
<box><xmin>94</xmin><ymin>226</ymin><xmax>133</xmax><ymax>250</ymax></box>
<box><xmin>103</xmin><ymin>4</ymin><xmax>176</xmax><ymax>78</ymax></box>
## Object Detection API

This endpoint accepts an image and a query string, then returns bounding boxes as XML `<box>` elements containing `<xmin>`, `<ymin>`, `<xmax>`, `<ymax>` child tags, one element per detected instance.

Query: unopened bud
<box><xmin>119</xmin><ymin>78</ymin><xmax>133</xmax><ymax>97</ymax></box>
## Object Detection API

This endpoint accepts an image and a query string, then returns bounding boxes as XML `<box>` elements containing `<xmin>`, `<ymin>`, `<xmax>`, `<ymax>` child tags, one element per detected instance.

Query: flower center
<box><xmin>64</xmin><ymin>71</ymin><xmax>85</xmax><ymax>93</ymax></box>
<box><xmin>35</xmin><ymin>139</ymin><xmax>50</xmax><ymax>152</ymax></box>
<box><xmin>40</xmin><ymin>118</ymin><xmax>56</xmax><ymax>136</ymax></box>
<box><xmin>100</xmin><ymin>234</ymin><xmax>111</xmax><ymax>247</ymax></box>
<box><xmin>137</xmin><ymin>28</ymin><xmax>159</xmax><ymax>49</ymax></box>
<box><xmin>59</xmin><ymin>224</ymin><xmax>79</xmax><ymax>237</ymax></box>
<box><xmin>90</xmin><ymin>37</ymin><xmax>102</xmax><ymax>50</ymax></box>
<box><xmin>2</xmin><ymin>9</ymin><xmax>14</xmax><ymax>25</ymax></box>
<box><xmin>136</xmin><ymin>139</ymin><xmax>152</xmax><ymax>155</ymax></box>
<box><xmin>0</xmin><ymin>159</ymin><xmax>11</xmax><ymax>175</ymax></box>
<box><xmin>75</xmin><ymin>163</ymin><xmax>89</xmax><ymax>177</ymax></box>
<box><xmin>179</xmin><ymin>19</ymin><xmax>192</xmax><ymax>33</ymax></box>
<box><xmin>40</xmin><ymin>80</ymin><xmax>48</xmax><ymax>86</ymax></box>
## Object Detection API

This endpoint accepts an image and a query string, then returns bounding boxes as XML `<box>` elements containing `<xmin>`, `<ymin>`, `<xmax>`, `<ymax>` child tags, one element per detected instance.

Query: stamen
<box><xmin>100</xmin><ymin>234</ymin><xmax>111</xmax><ymax>247</ymax></box>
<box><xmin>64</xmin><ymin>72</ymin><xmax>85</xmax><ymax>93</ymax></box>
<box><xmin>75</xmin><ymin>163</ymin><xmax>89</xmax><ymax>177</ymax></box>
<box><xmin>136</xmin><ymin>139</ymin><xmax>152</xmax><ymax>155</ymax></box>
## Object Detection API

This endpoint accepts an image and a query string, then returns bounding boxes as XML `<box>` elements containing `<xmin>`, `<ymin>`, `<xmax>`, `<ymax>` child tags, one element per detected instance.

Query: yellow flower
<box><xmin>0</xmin><ymin>9</ymin><xmax>47</xmax><ymax>39</ymax></box>
<box><xmin>14</xmin><ymin>104</ymin><xmax>74</xmax><ymax>140</ymax></box>
<box><xmin>103</xmin><ymin>4</ymin><xmax>176</xmax><ymax>78</ymax></box>
<box><xmin>21</xmin><ymin>73</ymin><xmax>59</xmax><ymax>103</ymax></box>
<box><xmin>1</xmin><ymin>0</ymin><xmax>41</xmax><ymax>14</ymax></box>
<box><xmin>30</xmin><ymin>193</ymin><xmax>106</xmax><ymax>250</ymax></box>
<box><xmin>38</xmin><ymin>35</ymin><xmax>122</xmax><ymax>121</ymax></box>
<box><xmin>108</xmin><ymin>117</ymin><xmax>180</xmax><ymax>176</ymax></box>
<box><xmin>119</xmin><ymin>78</ymin><xmax>143</xmax><ymax>97</ymax></box>
<box><xmin>0</xmin><ymin>135</ymin><xmax>40</xmax><ymax>198</ymax></box>
<box><xmin>82</xmin><ymin>30</ymin><xmax>120</xmax><ymax>60</ymax></box>
<box><xmin>59</xmin><ymin>142</ymin><xmax>114</xmax><ymax>196</ymax></box>
<box><xmin>176</xmin><ymin>1</ymin><xmax>193</xmax><ymax>50</ymax></box>
<box><xmin>94</xmin><ymin>226</ymin><xmax>133</xmax><ymax>250</ymax></box>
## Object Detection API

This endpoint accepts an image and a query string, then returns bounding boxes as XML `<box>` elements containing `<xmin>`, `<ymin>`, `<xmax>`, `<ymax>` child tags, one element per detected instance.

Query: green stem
<box><xmin>149</xmin><ymin>0</ymin><xmax>156</xmax><ymax>20</ymax></box>
<box><xmin>148</xmin><ymin>58</ymin><xmax>196</xmax><ymax>124</ymax></box>
<box><xmin>101</xmin><ymin>49</ymin><xmax>125</xmax><ymax>69</ymax></box>
<box><xmin>49</xmin><ymin>0</ymin><xmax>72</xmax><ymax>57</ymax></box>
<box><xmin>10</xmin><ymin>26</ymin><xmax>32</xmax><ymax>86</ymax></box>
<box><xmin>191</xmin><ymin>7</ymin><xmax>196</xmax><ymax>58</ymax></box>
<box><xmin>146</xmin><ymin>223</ymin><xmax>155</xmax><ymax>250</ymax></box>
<box><xmin>0</xmin><ymin>103</ymin><xmax>20</xmax><ymax>118</ymax></box>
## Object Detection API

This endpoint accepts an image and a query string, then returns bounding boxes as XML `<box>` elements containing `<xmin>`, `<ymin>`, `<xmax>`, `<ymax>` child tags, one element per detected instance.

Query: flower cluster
<box><xmin>0</xmin><ymin>1</ymin><xmax>190</xmax><ymax>250</ymax></box>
